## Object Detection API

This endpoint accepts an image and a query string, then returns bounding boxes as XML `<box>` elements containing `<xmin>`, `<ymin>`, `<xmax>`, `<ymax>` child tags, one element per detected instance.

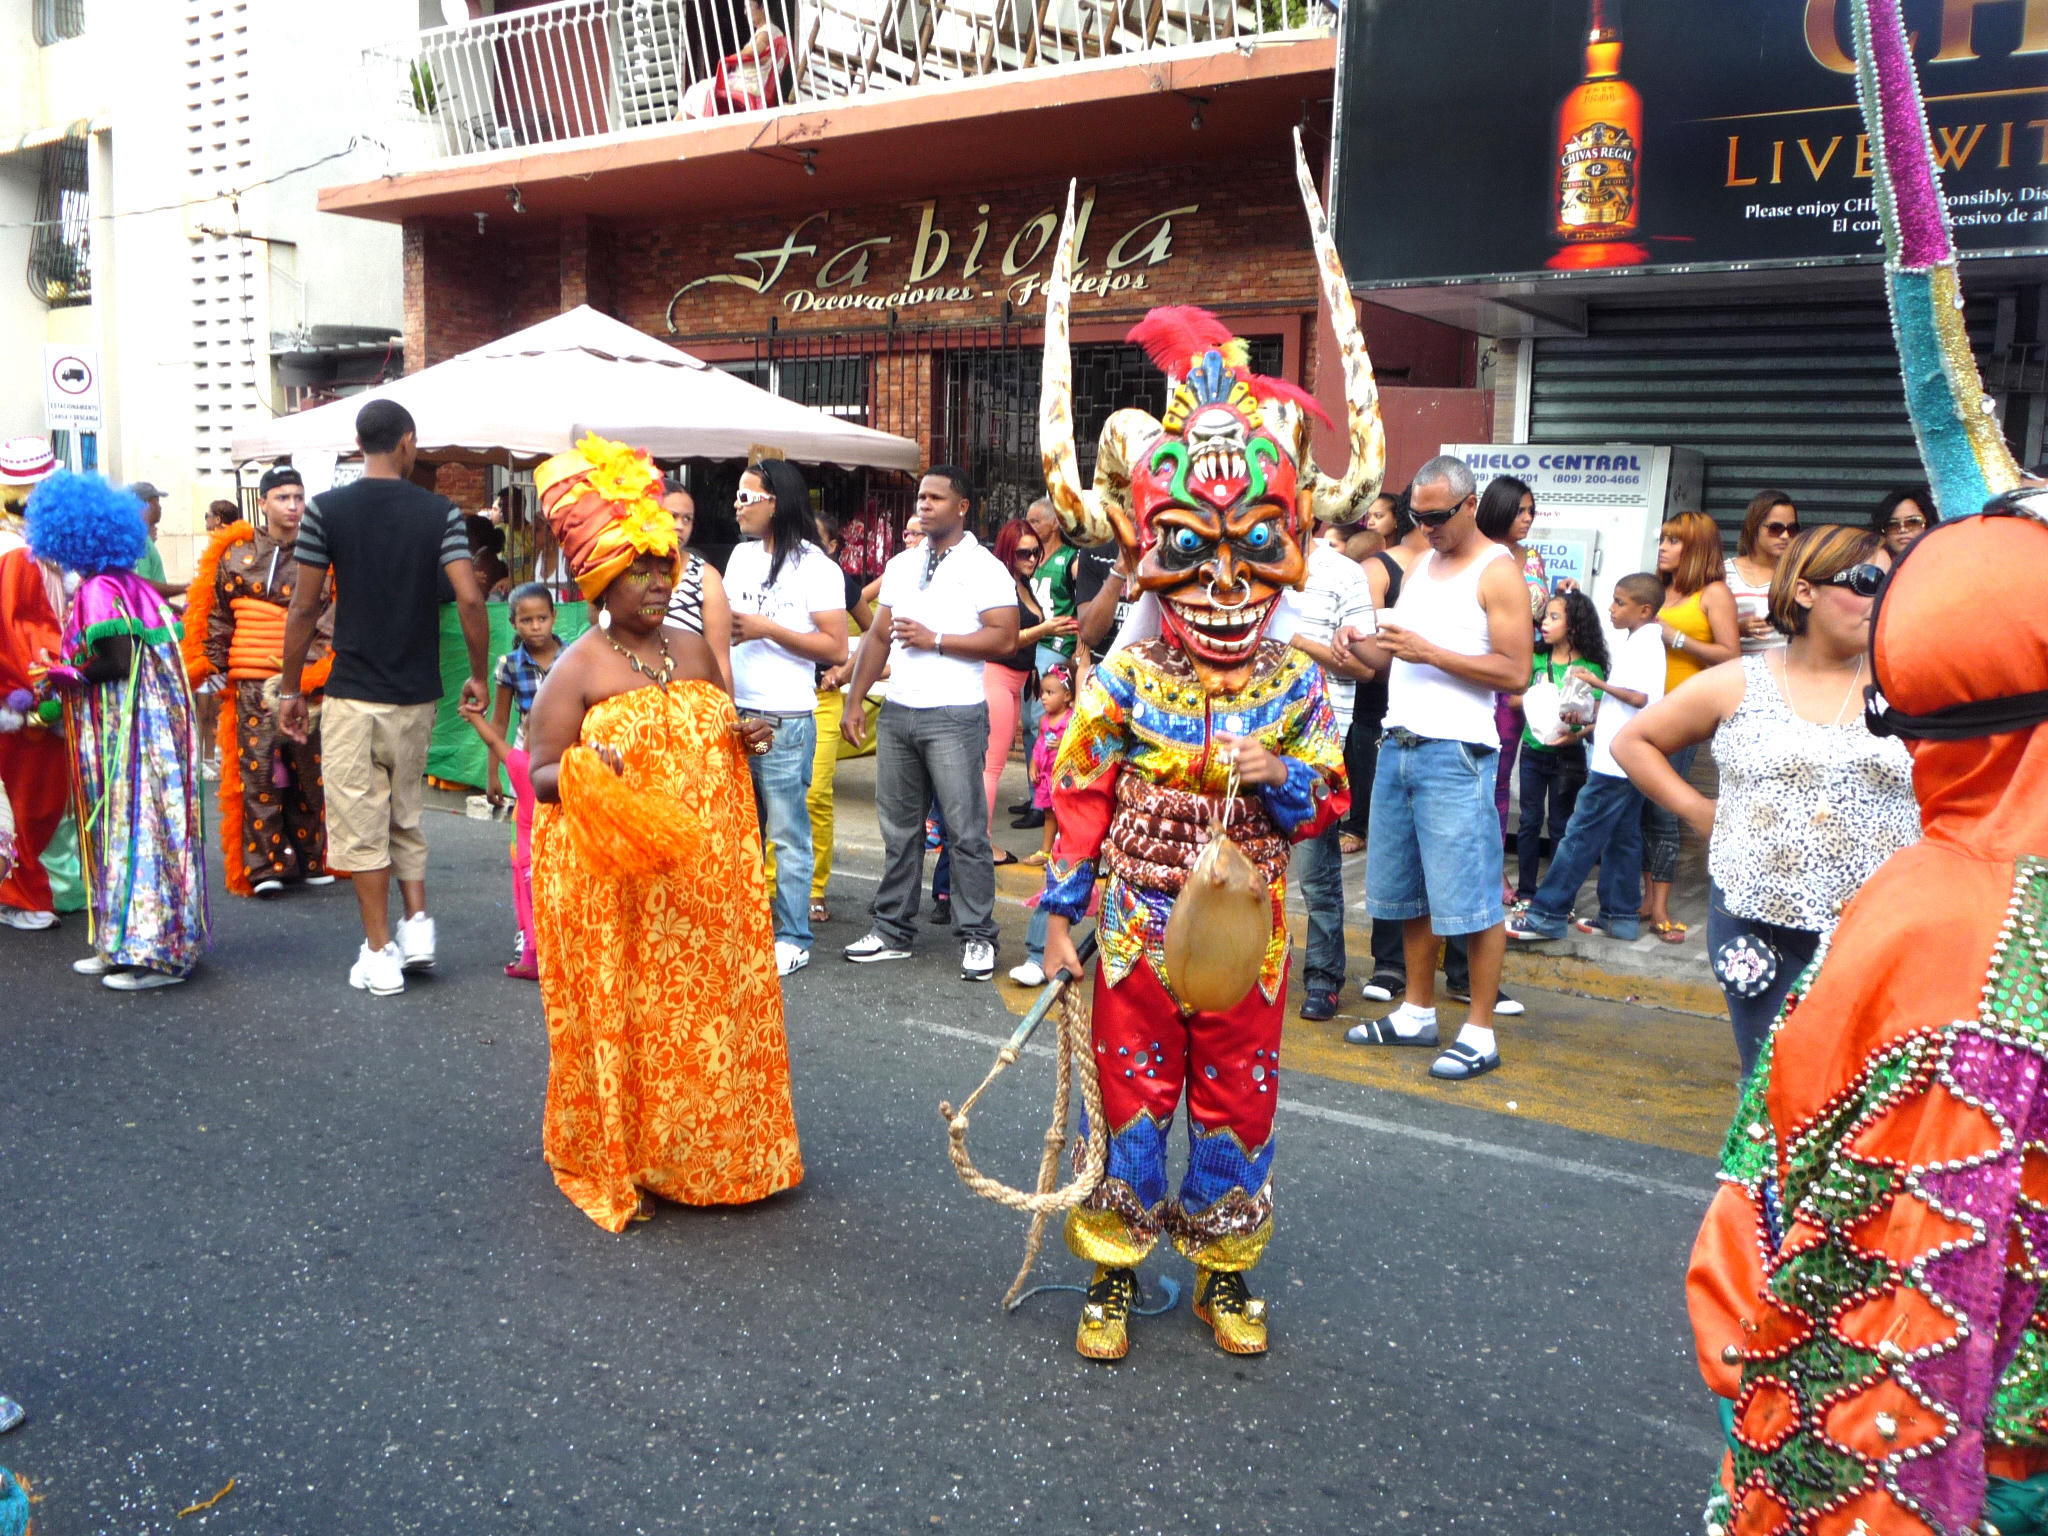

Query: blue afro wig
<box><xmin>26</xmin><ymin>470</ymin><xmax>149</xmax><ymax>575</ymax></box>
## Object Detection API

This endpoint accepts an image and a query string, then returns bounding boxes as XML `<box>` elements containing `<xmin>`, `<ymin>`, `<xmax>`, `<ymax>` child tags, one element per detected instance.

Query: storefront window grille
<box><xmin>27</xmin><ymin>135</ymin><xmax>91</xmax><ymax>308</ymax></box>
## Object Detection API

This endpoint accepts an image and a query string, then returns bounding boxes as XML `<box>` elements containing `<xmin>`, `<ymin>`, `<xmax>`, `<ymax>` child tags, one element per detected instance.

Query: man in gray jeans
<box><xmin>840</xmin><ymin>467</ymin><xmax>1020</xmax><ymax>981</ymax></box>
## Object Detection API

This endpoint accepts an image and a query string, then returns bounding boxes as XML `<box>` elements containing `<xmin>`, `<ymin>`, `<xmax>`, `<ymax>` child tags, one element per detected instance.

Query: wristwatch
<box><xmin>935</xmin><ymin>635</ymin><xmax>944</xmax><ymax>657</ymax></box>
<box><xmin>1670</xmin><ymin>631</ymin><xmax>1686</xmax><ymax>651</ymax></box>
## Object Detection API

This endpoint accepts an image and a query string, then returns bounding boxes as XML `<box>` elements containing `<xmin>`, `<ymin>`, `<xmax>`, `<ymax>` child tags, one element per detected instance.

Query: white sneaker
<box><xmin>961</xmin><ymin>940</ymin><xmax>996</xmax><ymax>981</ymax></box>
<box><xmin>0</xmin><ymin>906</ymin><xmax>57</xmax><ymax>931</ymax></box>
<box><xmin>104</xmin><ymin>968</ymin><xmax>186</xmax><ymax>991</ymax></box>
<box><xmin>349</xmin><ymin>941</ymin><xmax>406</xmax><ymax>996</ymax></box>
<box><xmin>72</xmin><ymin>954</ymin><xmax>109</xmax><ymax>975</ymax></box>
<box><xmin>775</xmin><ymin>941</ymin><xmax>811</xmax><ymax>977</ymax></box>
<box><xmin>1008</xmin><ymin>960</ymin><xmax>1047</xmax><ymax>987</ymax></box>
<box><xmin>397</xmin><ymin>913</ymin><xmax>437</xmax><ymax>972</ymax></box>
<box><xmin>252</xmin><ymin>879</ymin><xmax>284</xmax><ymax>897</ymax></box>
<box><xmin>301</xmin><ymin>874</ymin><xmax>336</xmax><ymax>887</ymax></box>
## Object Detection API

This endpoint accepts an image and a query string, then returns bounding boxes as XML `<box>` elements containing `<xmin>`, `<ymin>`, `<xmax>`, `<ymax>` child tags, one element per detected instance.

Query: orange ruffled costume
<box><xmin>530</xmin><ymin>436</ymin><xmax>801</xmax><ymax>1232</ymax></box>
<box><xmin>182</xmin><ymin>522</ymin><xmax>338</xmax><ymax>897</ymax></box>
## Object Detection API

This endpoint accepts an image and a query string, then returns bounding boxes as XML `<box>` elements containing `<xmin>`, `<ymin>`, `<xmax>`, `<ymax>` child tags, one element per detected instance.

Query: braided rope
<box><xmin>939</xmin><ymin>984</ymin><xmax>1107</xmax><ymax>1308</ymax></box>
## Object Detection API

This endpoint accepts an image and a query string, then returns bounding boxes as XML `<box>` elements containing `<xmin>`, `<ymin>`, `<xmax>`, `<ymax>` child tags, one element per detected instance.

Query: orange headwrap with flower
<box><xmin>534</xmin><ymin>433</ymin><xmax>679</xmax><ymax>600</ymax></box>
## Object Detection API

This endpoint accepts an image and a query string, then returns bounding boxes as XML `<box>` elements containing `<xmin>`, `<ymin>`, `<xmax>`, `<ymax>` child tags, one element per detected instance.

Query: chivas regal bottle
<box><xmin>1548</xmin><ymin>0</ymin><xmax>1645</xmax><ymax>268</ymax></box>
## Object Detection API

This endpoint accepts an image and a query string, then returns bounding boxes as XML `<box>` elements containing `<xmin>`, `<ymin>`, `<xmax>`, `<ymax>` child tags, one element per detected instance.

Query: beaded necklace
<box><xmin>605</xmin><ymin>628</ymin><xmax>676</xmax><ymax>689</ymax></box>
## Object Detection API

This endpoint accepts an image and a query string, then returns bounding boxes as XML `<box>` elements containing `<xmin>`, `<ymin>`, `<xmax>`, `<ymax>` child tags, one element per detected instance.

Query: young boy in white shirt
<box><xmin>1506</xmin><ymin>573</ymin><xmax>1667</xmax><ymax>943</ymax></box>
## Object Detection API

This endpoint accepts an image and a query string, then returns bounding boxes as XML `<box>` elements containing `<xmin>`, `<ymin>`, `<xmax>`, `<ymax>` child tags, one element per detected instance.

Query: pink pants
<box><xmin>983</xmin><ymin>663</ymin><xmax>1028</xmax><ymax>836</ymax></box>
<box><xmin>506</xmin><ymin>748</ymin><xmax>537</xmax><ymax>968</ymax></box>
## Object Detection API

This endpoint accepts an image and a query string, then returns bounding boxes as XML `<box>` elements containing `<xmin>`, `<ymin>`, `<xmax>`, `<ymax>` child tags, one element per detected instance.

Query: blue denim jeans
<box><xmin>1363</xmin><ymin>732</ymin><xmax>1504</xmax><ymax>936</ymax></box>
<box><xmin>748</xmin><ymin>712</ymin><xmax>817</xmax><ymax>949</ymax></box>
<box><xmin>1295</xmin><ymin>817</ymin><xmax>1346</xmax><ymax>993</ymax></box>
<box><xmin>1707</xmin><ymin>881</ymin><xmax>1823</xmax><ymax>1083</ymax></box>
<box><xmin>1515</xmin><ymin>743</ymin><xmax>1587</xmax><ymax>900</ymax></box>
<box><xmin>1643</xmin><ymin>742</ymin><xmax>1699</xmax><ymax>886</ymax></box>
<box><xmin>873</xmin><ymin>702</ymin><xmax>995</xmax><ymax>947</ymax></box>
<box><xmin>1519</xmin><ymin>770</ymin><xmax>1644</xmax><ymax>940</ymax></box>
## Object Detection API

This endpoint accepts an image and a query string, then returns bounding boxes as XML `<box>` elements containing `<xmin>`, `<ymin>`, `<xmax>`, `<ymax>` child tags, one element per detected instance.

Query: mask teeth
<box><xmin>1229</xmin><ymin>451</ymin><xmax>1245</xmax><ymax>482</ymax></box>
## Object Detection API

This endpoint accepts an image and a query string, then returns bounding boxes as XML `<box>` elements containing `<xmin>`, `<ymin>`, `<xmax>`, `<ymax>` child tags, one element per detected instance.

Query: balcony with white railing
<box><xmin>361</xmin><ymin>0</ymin><xmax>1333</xmax><ymax>167</ymax></box>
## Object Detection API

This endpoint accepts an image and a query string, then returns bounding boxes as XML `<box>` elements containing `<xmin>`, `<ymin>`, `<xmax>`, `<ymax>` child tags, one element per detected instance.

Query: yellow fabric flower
<box><xmin>575</xmin><ymin>433</ymin><xmax>665</xmax><ymax>509</ymax></box>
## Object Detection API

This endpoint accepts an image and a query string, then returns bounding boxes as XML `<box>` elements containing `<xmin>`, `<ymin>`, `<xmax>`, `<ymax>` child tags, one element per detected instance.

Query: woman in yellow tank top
<box><xmin>1644</xmin><ymin>512</ymin><xmax>1740</xmax><ymax>941</ymax></box>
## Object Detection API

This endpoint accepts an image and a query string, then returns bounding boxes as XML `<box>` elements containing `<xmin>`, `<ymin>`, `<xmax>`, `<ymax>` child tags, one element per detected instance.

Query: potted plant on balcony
<box><xmin>396</xmin><ymin>58</ymin><xmax>452</xmax><ymax>160</ymax></box>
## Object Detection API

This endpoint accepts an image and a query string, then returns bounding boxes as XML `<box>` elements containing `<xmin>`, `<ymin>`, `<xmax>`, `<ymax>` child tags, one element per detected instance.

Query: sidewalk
<box><xmin>815</xmin><ymin>749</ymin><xmax>1725</xmax><ymax>1019</ymax></box>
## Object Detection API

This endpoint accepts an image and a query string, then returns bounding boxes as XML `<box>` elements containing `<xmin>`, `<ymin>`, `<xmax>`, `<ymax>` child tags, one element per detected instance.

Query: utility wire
<box><xmin>0</xmin><ymin>136</ymin><xmax>385</xmax><ymax>232</ymax></box>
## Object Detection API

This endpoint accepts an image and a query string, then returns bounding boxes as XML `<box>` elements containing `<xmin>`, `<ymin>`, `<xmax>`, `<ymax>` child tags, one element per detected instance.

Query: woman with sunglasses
<box><xmin>1725</xmin><ymin>491</ymin><xmax>1797</xmax><ymax>654</ymax></box>
<box><xmin>1642</xmin><ymin>510</ymin><xmax>1743</xmax><ymax>943</ymax></box>
<box><xmin>1870</xmin><ymin>485</ymin><xmax>1938</xmax><ymax>560</ymax></box>
<box><xmin>1610</xmin><ymin>526</ymin><xmax>1917</xmax><ymax>1080</ymax></box>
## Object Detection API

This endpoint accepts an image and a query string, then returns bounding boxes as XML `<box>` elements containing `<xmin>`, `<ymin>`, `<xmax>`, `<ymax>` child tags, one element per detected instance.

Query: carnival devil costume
<box><xmin>1030</xmin><ymin>131</ymin><xmax>1382</xmax><ymax>1360</ymax></box>
<box><xmin>0</xmin><ymin>437</ymin><xmax>68</xmax><ymax>929</ymax></box>
<box><xmin>1685</xmin><ymin>3</ymin><xmax>2048</xmax><ymax>1531</ymax></box>
<box><xmin>184</xmin><ymin>481</ymin><xmax>338</xmax><ymax>897</ymax></box>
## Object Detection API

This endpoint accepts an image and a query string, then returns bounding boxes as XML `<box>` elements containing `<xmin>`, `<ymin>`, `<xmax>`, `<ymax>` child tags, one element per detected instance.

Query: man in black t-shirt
<box><xmin>1072</xmin><ymin>543</ymin><xmax>1136</xmax><ymax>665</ymax></box>
<box><xmin>278</xmin><ymin>399</ymin><xmax>490</xmax><ymax>996</ymax></box>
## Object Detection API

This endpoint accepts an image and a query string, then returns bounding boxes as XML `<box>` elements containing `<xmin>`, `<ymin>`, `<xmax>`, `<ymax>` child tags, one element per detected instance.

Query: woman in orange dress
<box><xmin>518</xmin><ymin>435</ymin><xmax>801</xmax><ymax>1233</ymax></box>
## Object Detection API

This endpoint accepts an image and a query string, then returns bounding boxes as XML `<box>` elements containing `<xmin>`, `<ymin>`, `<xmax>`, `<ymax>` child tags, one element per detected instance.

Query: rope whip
<box><xmin>939</xmin><ymin>927</ymin><xmax>1108</xmax><ymax>1309</ymax></box>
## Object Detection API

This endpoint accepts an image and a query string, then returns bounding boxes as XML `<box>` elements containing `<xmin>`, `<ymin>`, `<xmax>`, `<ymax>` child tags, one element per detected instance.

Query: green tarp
<box><xmin>426</xmin><ymin>600</ymin><xmax>592</xmax><ymax>789</ymax></box>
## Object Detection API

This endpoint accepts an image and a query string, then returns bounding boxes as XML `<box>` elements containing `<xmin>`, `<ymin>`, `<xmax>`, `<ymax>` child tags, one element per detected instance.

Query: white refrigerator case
<box><xmin>1439</xmin><ymin>442</ymin><xmax>1704</xmax><ymax>616</ymax></box>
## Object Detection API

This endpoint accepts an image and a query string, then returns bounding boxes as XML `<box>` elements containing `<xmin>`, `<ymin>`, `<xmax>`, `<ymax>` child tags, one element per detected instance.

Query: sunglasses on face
<box><xmin>1016</xmin><ymin>544</ymin><xmax>1041</xmax><ymax>558</ymax></box>
<box><xmin>734</xmin><ymin>489</ymin><xmax>774</xmax><ymax>509</ymax></box>
<box><xmin>1762</xmin><ymin>520</ymin><xmax>1799</xmax><ymax>537</ymax></box>
<box><xmin>1412</xmin><ymin>502</ymin><xmax>1465</xmax><ymax>528</ymax></box>
<box><xmin>1822</xmin><ymin>562</ymin><xmax>1887</xmax><ymax>597</ymax></box>
<box><xmin>1884</xmin><ymin>516</ymin><xmax>1927</xmax><ymax>535</ymax></box>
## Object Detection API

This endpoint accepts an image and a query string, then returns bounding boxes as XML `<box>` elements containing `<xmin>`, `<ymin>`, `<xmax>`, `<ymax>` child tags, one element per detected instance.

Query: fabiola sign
<box><xmin>663</xmin><ymin>188</ymin><xmax>1197</xmax><ymax>331</ymax></box>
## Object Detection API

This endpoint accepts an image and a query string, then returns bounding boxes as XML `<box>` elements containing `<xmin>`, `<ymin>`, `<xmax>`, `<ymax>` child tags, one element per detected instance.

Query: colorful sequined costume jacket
<box><xmin>1685</xmin><ymin>511</ymin><xmax>2048</xmax><ymax>1536</ymax></box>
<box><xmin>1042</xmin><ymin>635</ymin><xmax>1345</xmax><ymax>1270</ymax></box>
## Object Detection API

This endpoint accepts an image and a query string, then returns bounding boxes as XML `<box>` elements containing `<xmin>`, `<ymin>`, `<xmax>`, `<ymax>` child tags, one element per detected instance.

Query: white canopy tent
<box><xmin>230</xmin><ymin>306</ymin><xmax>922</xmax><ymax>472</ymax></box>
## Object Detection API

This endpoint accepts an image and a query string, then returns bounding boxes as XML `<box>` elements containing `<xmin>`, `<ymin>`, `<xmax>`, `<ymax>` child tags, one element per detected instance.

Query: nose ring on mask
<box><xmin>1207</xmin><ymin>578</ymin><xmax>1250</xmax><ymax>611</ymax></box>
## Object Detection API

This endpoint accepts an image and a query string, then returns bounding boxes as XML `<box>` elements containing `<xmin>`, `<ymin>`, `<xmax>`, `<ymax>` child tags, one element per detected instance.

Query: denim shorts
<box><xmin>1363</xmin><ymin>729</ymin><xmax>1504</xmax><ymax>935</ymax></box>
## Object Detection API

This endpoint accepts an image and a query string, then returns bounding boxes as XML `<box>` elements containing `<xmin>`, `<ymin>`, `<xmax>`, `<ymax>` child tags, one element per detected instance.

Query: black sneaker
<box><xmin>929</xmin><ymin>896</ymin><xmax>953</xmax><ymax>926</ymax></box>
<box><xmin>1010</xmin><ymin>809</ymin><xmax>1046</xmax><ymax>830</ymax></box>
<box><xmin>1299</xmin><ymin>987</ymin><xmax>1340</xmax><ymax>1021</ymax></box>
<box><xmin>1006</xmin><ymin>801</ymin><xmax>1033</xmax><ymax>815</ymax></box>
<box><xmin>1444</xmin><ymin>984</ymin><xmax>1526</xmax><ymax>1017</ymax></box>
<box><xmin>1359</xmin><ymin>973</ymin><xmax>1402</xmax><ymax>1003</ymax></box>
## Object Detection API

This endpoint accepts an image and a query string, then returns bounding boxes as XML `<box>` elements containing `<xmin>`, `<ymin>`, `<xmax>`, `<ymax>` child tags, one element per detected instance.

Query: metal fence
<box><xmin>364</xmin><ymin>0</ymin><xmax>1332</xmax><ymax>163</ymax></box>
<box><xmin>667</xmin><ymin>316</ymin><xmax>1283</xmax><ymax>574</ymax></box>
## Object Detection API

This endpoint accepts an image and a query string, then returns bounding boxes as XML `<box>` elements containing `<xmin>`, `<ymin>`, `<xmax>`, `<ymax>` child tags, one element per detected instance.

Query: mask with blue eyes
<box><xmin>1118</xmin><ymin>376</ymin><xmax>1311</xmax><ymax>690</ymax></box>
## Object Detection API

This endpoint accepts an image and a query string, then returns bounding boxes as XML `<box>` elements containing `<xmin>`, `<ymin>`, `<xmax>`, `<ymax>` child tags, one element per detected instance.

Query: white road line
<box><xmin>911</xmin><ymin>1019</ymin><xmax>1712</xmax><ymax>1206</ymax></box>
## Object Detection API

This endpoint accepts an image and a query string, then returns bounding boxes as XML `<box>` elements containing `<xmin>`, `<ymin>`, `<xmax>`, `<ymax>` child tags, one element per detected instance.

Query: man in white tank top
<box><xmin>1331</xmin><ymin>455</ymin><xmax>1533</xmax><ymax>1081</ymax></box>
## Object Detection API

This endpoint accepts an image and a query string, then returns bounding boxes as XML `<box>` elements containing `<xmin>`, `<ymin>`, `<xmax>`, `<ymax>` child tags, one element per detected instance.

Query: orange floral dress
<box><xmin>532</xmin><ymin>678</ymin><xmax>802</xmax><ymax>1231</ymax></box>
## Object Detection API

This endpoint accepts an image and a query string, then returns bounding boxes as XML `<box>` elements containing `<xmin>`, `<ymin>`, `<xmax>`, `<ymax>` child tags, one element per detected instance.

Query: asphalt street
<box><xmin>1</xmin><ymin>812</ymin><xmax>1733</xmax><ymax>1535</ymax></box>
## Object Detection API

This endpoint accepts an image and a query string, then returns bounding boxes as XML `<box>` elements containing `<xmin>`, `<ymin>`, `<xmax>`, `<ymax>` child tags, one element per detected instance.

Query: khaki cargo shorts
<box><xmin>321</xmin><ymin>697</ymin><xmax>437</xmax><ymax>880</ymax></box>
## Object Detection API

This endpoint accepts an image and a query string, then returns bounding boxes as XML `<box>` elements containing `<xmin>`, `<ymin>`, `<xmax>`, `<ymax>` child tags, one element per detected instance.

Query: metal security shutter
<box><xmin>1528</xmin><ymin>294</ymin><xmax>2005</xmax><ymax>534</ymax></box>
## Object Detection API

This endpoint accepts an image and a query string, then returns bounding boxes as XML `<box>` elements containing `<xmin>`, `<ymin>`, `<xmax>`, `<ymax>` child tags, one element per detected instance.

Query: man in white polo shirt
<box><xmin>725</xmin><ymin>458</ymin><xmax>850</xmax><ymax>978</ymax></box>
<box><xmin>841</xmin><ymin>467</ymin><xmax>1020</xmax><ymax>980</ymax></box>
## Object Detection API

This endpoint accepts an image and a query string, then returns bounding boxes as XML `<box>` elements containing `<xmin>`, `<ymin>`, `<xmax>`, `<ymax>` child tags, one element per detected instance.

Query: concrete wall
<box><xmin>0</xmin><ymin>0</ymin><xmax>410</xmax><ymax>576</ymax></box>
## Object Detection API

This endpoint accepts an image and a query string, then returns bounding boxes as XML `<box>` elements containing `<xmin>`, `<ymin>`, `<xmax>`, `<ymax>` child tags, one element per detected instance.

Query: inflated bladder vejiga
<box><xmin>1161</xmin><ymin>816</ymin><xmax>1271</xmax><ymax>1013</ymax></box>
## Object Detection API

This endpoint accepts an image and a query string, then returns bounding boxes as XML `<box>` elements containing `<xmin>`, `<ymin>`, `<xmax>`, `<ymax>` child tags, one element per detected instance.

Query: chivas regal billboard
<box><xmin>1332</xmin><ymin>0</ymin><xmax>2048</xmax><ymax>285</ymax></box>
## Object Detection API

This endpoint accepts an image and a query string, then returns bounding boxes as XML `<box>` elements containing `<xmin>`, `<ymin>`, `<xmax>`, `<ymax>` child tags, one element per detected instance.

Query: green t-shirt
<box><xmin>1030</xmin><ymin>542</ymin><xmax>1079</xmax><ymax>659</ymax></box>
<box><xmin>1523</xmin><ymin>650</ymin><xmax>1605</xmax><ymax>752</ymax></box>
<box><xmin>135</xmin><ymin>538</ymin><xmax>166</xmax><ymax>585</ymax></box>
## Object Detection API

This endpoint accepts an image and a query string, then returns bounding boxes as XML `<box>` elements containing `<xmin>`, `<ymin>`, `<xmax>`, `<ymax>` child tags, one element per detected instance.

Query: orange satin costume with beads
<box><xmin>532</xmin><ymin>678</ymin><xmax>803</xmax><ymax>1232</ymax></box>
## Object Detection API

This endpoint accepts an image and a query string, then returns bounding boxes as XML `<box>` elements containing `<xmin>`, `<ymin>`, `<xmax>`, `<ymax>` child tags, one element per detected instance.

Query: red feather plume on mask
<box><xmin>1126</xmin><ymin>306</ymin><xmax>1237</xmax><ymax>375</ymax></box>
<box><xmin>1244</xmin><ymin>374</ymin><xmax>1333</xmax><ymax>428</ymax></box>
